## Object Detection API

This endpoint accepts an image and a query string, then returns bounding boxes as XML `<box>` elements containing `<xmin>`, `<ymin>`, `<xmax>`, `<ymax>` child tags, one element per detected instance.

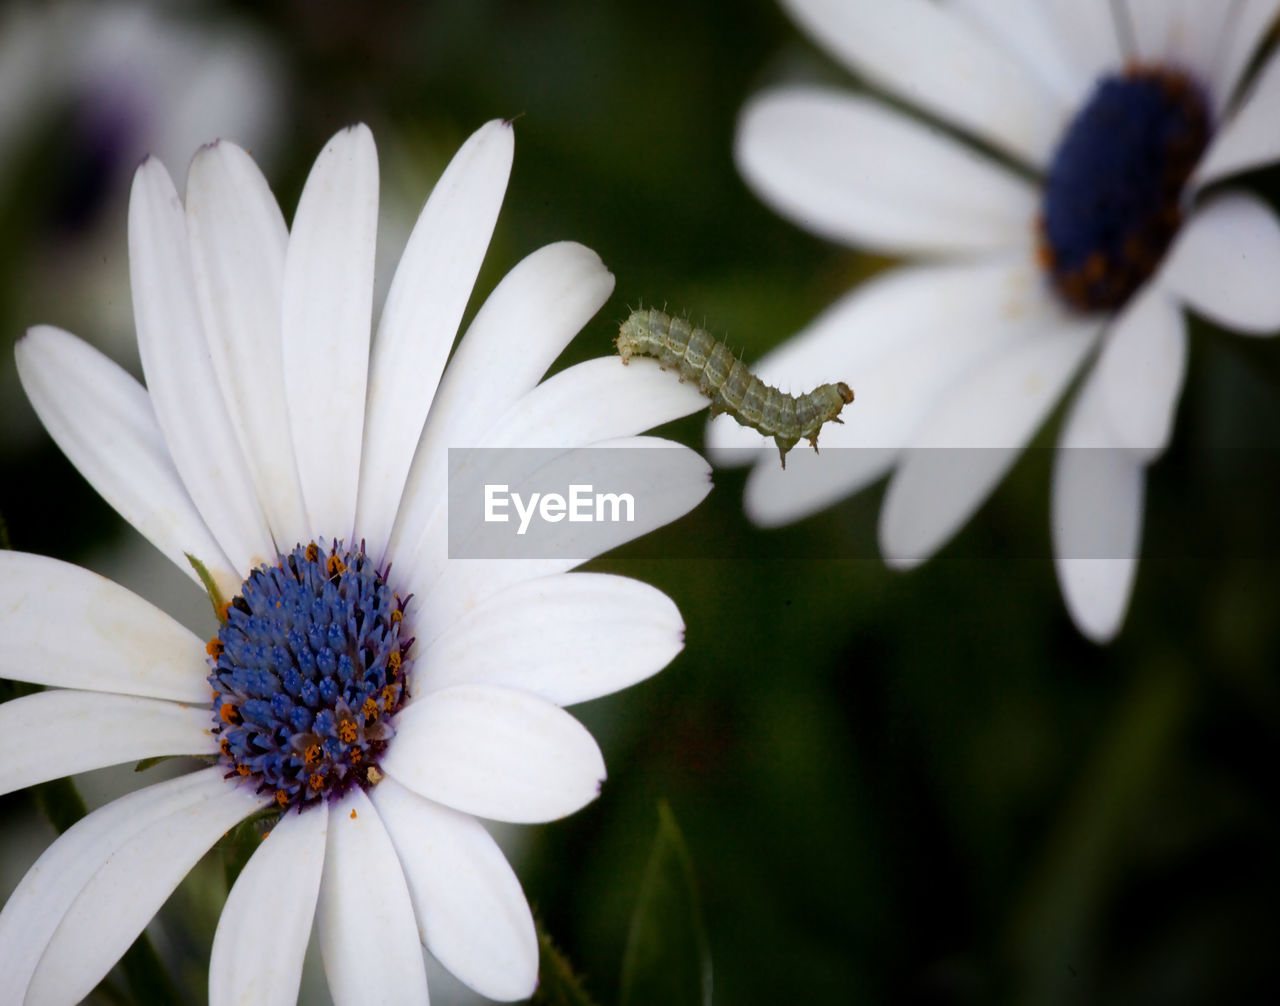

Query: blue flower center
<box><xmin>207</xmin><ymin>540</ymin><xmax>411</xmax><ymax>812</ymax></box>
<box><xmin>1039</xmin><ymin>66</ymin><xmax>1210</xmax><ymax>311</ymax></box>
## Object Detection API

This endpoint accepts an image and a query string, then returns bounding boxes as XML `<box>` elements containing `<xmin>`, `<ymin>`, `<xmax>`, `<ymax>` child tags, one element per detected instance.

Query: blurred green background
<box><xmin>3</xmin><ymin>1</ymin><xmax>1280</xmax><ymax>1003</ymax></box>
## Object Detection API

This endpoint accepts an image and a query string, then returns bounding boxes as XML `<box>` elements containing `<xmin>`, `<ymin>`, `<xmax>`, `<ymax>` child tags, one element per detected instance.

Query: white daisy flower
<box><xmin>708</xmin><ymin>0</ymin><xmax>1280</xmax><ymax>641</ymax></box>
<box><xmin>0</xmin><ymin>120</ymin><xmax>711</xmax><ymax>1004</ymax></box>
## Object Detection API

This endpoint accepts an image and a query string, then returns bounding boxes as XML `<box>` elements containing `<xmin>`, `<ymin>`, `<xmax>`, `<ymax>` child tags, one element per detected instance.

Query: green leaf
<box><xmin>619</xmin><ymin>800</ymin><xmax>713</xmax><ymax>1006</ymax></box>
<box><xmin>186</xmin><ymin>553</ymin><xmax>228</xmax><ymax>625</ymax></box>
<box><xmin>533</xmin><ymin>923</ymin><xmax>601</xmax><ymax>1006</ymax></box>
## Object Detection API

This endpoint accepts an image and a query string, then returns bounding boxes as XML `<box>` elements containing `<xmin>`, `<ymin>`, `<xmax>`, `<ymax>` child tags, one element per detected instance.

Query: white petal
<box><xmin>946</xmin><ymin>0</ymin><xmax>1091</xmax><ymax>105</ymax></box>
<box><xmin>372</xmin><ymin>778</ymin><xmax>538</xmax><ymax>1002</ymax></box>
<box><xmin>1125</xmin><ymin>0</ymin><xmax>1225</xmax><ymax>80</ymax></box>
<box><xmin>15</xmin><ymin>325</ymin><xmax>237</xmax><ymax>596</ymax></box>
<box><xmin>187</xmin><ymin>139</ymin><xmax>310</xmax><ymax>551</ymax></box>
<box><xmin>317</xmin><ymin>789</ymin><xmax>428</xmax><ymax>1006</ymax></box>
<box><xmin>1197</xmin><ymin>45</ymin><xmax>1280</xmax><ymax>186</ymax></box>
<box><xmin>414</xmin><ymin>572</ymin><xmax>683</xmax><ymax>705</ymax></box>
<box><xmin>129</xmin><ymin>157</ymin><xmax>275</xmax><ymax>575</ymax></box>
<box><xmin>1161</xmin><ymin>193</ymin><xmax>1280</xmax><ymax>334</ymax></box>
<box><xmin>0</xmin><ymin>551</ymin><xmax>211</xmax><ymax>701</ymax></box>
<box><xmin>1037</xmin><ymin>0</ymin><xmax>1124</xmax><ymax>87</ymax></box>
<box><xmin>210</xmin><ymin>806</ymin><xmax>328</xmax><ymax>1006</ymax></box>
<box><xmin>25</xmin><ymin>768</ymin><xmax>269</xmax><ymax>1006</ymax></box>
<box><xmin>390</xmin><ymin>358</ymin><xmax>707</xmax><ymax>601</ymax></box>
<box><xmin>382</xmin><ymin>683</ymin><xmax>606</xmax><ymax>824</ymax></box>
<box><xmin>880</xmin><ymin>320</ymin><xmax>1100</xmax><ymax>567</ymax></box>
<box><xmin>357</xmin><ymin>121</ymin><xmax>514</xmax><ymax>560</ymax></box>
<box><xmin>779</xmin><ymin>0</ymin><xmax>1065</xmax><ymax>166</ymax></box>
<box><xmin>1210</xmin><ymin>0</ymin><xmax>1280</xmax><ymax>108</ymax></box>
<box><xmin>382</xmin><ymin>241</ymin><xmax>612</xmax><ymax>569</ymax></box>
<box><xmin>421</xmin><ymin>437</ymin><xmax>710</xmax><ymax>641</ymax></box>
<box><xmin>709</xmin><ymin>258</ymin><xmax>1071</xmax><ymax>526</ymax></box>
<box><xmin>0</xmin><ymin>690</ymin><xmax>215</xmax><ymax>797</ymax></box>
<box><xmin>1052</xmin><ymin>372</ymin><xmax>1144</xmax><ymax>643</ymax></box>
<box><xmin>1095</xmin><ymin>282</ymin><xmax>1187</xmax><ymax>460</ymax></box>
<box><xmin>736</xmin><ymin>88</ymin><xmax>1040</xmax><ymax>256</ymax></box>
<box><xmin>282</xmin><ymin>124</ymin><xmax>379</xmax><ymax>541</ymax></box>
<box><xmin>0</xmin><ymin>770</ymin><xmax>216</xmax><ymax>1004</ymax></box>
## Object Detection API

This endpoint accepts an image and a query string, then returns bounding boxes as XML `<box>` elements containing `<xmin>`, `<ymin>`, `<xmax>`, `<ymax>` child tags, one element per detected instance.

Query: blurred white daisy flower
<box><xmin>1</xmin><ymin>120</ymin><xmax>710</xmax><ymax>1004</ymax></box>
<box><xmin>709</xmin><ymin>0</ymin><xmax>1280</xmax><ymax>641</ymax></box>
<box><xmin>0</xmin><ymin>0</ymin><xmax>285</xmax><ymax>448</ymax></box>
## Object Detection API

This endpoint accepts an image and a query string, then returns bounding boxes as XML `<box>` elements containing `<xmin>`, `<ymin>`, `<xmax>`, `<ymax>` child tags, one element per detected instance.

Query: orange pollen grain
<box><xmin>388</xmin><ymin>650</ymin><xmax>402</xmax><ymax>672</ymax></box>
<box><xmin>305</xmin><ymin>542</ymin><xmax>320</xmax><ymax>562</ymax></box>
<box><xmin>338</xmin><ymin>720</ymin><xmax>357</xmax><ymax>744</ymax></box>
<box><xmin>309</xmin><ymin>772</ymin><xmax>326</xmax><ymax>790</ymax></box>
<box><xmin>236</xmin><ymin>763</ymin><xmax>251</xmax><ymax>777</ymax></box>
<box><xmin>350</xmin><ymin>809</ymin><xmax>358</xmax><ymax>819</ymax></box>
<box><xmin>275</xmin><ymin>790</ymin><xmax>289</xmax><ymax>808</ymax></box>
<box><xmin>219</xmin><ymin>738</ymin><xmax>232</xmax><ymax>756</ymax></box>
<box><xmin>391</xmin><ymin>608</ymin><xmax>403</xmax><ymax>624</ymax></box>
<box><xmin>327</xmin><ymin>555</ymin><xmax>346</xmax><ymax>577</ymax></box>
<box><xmin>381</xmin><ymin>685</ymin><xmax>397</xmax><ymax>707</ymax></box>
<box><xmin>349</xmin><ymin>747</ymin><xmax>363</xmax><ymax>765</ymax></box>
<box><xmin>206</xmin><ymin>638</ymin><xmax>223</xmax><ymax>659</ymax></box>
<box><xmin>304</xmin><ymin>744</ymin><xmax>322</xmax><ymax>767</ymax></box>
<box><xmin>219</xmin><ymin>702</ymin><xmax>241</xmax><ymax>725</ymax></box>
<box><xmin>362</xmin><ymin>697</ymin><xmax>379</xmax><ymax>723</ymax></box>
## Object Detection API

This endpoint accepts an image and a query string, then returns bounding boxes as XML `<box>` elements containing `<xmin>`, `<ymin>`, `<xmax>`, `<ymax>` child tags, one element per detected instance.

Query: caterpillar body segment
<box><xmin>616</xmin><ymin>307</ymin><xmax>853</xmax><ymax>467</ymax></box>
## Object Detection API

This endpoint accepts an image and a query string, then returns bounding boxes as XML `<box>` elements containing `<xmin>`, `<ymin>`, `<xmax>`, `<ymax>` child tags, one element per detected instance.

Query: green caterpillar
<box><xmin>616</xmin><ymin>307</ymin><xmax>853</xmax><ymax>467</ymax></box>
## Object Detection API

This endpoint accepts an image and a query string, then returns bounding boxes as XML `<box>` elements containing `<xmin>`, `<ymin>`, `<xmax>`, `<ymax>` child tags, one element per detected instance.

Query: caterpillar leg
<box><xmin>773</xmin><ymin>434</ymin><xmax>800</xmax><ymax>469</ymax></box>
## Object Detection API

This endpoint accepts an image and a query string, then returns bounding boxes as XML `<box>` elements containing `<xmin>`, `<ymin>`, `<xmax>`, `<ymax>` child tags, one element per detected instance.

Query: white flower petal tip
<box><xmin>417</xmin><ymin>572</ymin><xmax>684</xmax><ymax>705</ymax></box>
<box><xmin>878</xmin><ymin>323</ymin><xmax>1099</xmax><ymax>568</ymax></box>
<box><xmin>1162</xmin><ymin>193</ymin><xmax>1280</xmax><ymax>334</ymax></box>
<box><xmin>15</xmin><ymin>325</ymin><xmax>238</xmax><ymax>595</ymax></box>
<box><xmin>1197</xmin><ymin>44</ymin><xmax>1280</xmax><ymax>185</ymax></box>
<box><xmin>283</xmin><ymin>122</ymin><xmax>379</xmax><ymax>540</ymax></box>
<box><xmin>1052</xmin><ymin>371</ymin><xmax>1145</xmax><ymax>643</ymax></box>
<box><xmin>209</xmin><ymin>807</ymin><xmax>327</xmax><ymax>1006</ymax></box>
<box><xmin>382</xmin><ymin>684</ymin><xmax>607</xmax><ymax>824</ymax></box>
<box><xmin>372</xmin><ymin>778</ymin><xmax>539</xmax><ymax>1001</ymax></box>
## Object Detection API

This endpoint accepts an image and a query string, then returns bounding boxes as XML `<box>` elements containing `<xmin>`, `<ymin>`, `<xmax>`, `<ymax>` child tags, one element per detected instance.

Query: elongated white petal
<box><xmin>0</xmin><ymin>551</ymin><xmax>210</xmax><ymax>701</ymax></box>
<box><xmin>129</xmin><ymin>157</ymin><xmax>274</xmax><ymax>575</ymax></box>
<box><xmin>1161</xmin><ymin>193</ymin><xmax>1280</xmax><ymax>334</ymax></box>
<box><xmin>948</xmin><ymin>0</ymin><xmax>1090</xmax><ymax>104</ymax></box>
<box><xmin>317</xmin><ymin>789</ymin><xmax>428</xmax><ymax>1006</ymax></box>
<box><xmin>714</xmin><ymin>257</ymin><xmax>1069</xmax><ymax>526</ymax></box>
<box><xmin>372</xmin><ymin>778</ymin><xmax>537</xmax><ymax>1002</ymax></box>
<box><xmin>0</xmin><ymin>770</ymin><xmax>217</xmax><ymax>1004</ymax></box>
<box><xmin>282</xmin><ymin>124</ymin><xmax>378</xmax><ymax>541</ymax></box>
<box><xmin>23</xmin><ymin>768</ymin><xmax>270</xmax><ymax>1006</ymax></box>
<box><xmin>187</xmin><ymin>139</ymin><xmax>310</xmax><ymax>550</ymax></box>
<box><xmin>0</xmin><ymin>690</ymin><xmax>215</xmax><ymax>797</ymax></box>
<box><xmin>210</xmin><ymin>806</ymin><xmax>328</xmax><ymax>1006</ymax></box>
<box><xmin>1211</xmin><ymin>0</ymin><xmax>1280</xmax><ymax>109</ymax></box>
<box><xmin>391</xmin><ymin>359</ymin><xmax>707</xmax><ymax>601</ymax></box>
<box><xmin>1125</xmin><ymin>0</ymin><xmax>1224</xmax><ymax>82</ymax></box>
<box><xmin>421</xmin><ymin>437</ymin><xmax>710</xmax><ymax>641</ymax></box>
<box><xmin>880</xmin><ymin>320</ymin><xmax>1100</xmax><ymax>567</ymax></box>
<box><xmin>415</xmin><ymin>572</ymin><xmax>683</xmax><ymax>705</ymax></box>
<box><xmin>736</xmin><ymin>88</ymin><xmax>1039</xmax><ymax>255</ymax></box>
<box><xmin>1095</xmin><ymin>282</ymin><xmax>1187</xmax><ymax>461</ymax></box>
<box><xmin>1053</xmin><ymin>372</ymin><xmax>1144</xmax><ymax>643</ymax></box>
<box><xmin>1038</xmin><ymin>0</ymin><xmax>1124</xmax><ymax>88</ymax></box>
<box><xmin>383</xmin><ymin>683</ymin><xmax>606</xmax><ymax>823</ymax></box>
<box><xmin>386</xmin><ymin>242</ymin><xmax>614</xmax><ymax>566</ymax></box>
<box><xmin>780</xmin><ymin>0</ymin><xmax>1065</xmax><ymax>166</ymax></box>
<box><xmin>357</xmin><ymin>120</ymin><xmax>514</xmax><ymax>560</ymax></box>
<box><xmin>1197</xmin><ymin>46</ymin><xmax>1280</xmax><ymax>186</ymax></box>
<box><xmin>15</xmin><ymin>326</ymin><xmax>237</xmax><ymax>595</ymax></box>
